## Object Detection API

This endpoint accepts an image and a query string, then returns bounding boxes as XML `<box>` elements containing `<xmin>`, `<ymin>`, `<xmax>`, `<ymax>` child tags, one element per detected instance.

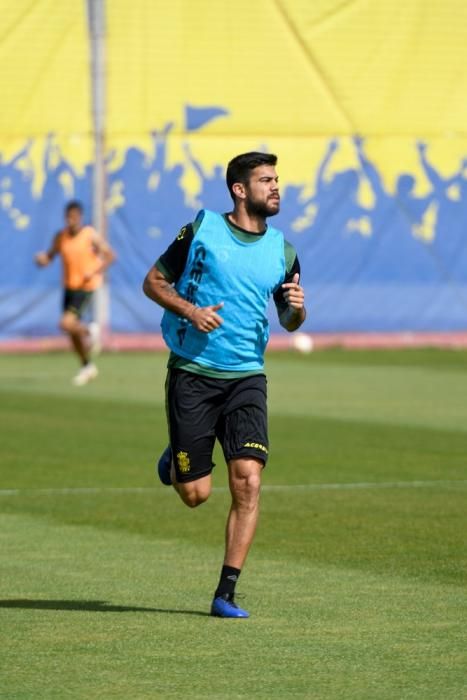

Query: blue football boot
<box><xmin>157</xmin><ymin>446</ymin><xmax>172</xmax><ymax>485</ymax></box>
<box><xmin>211</xmin><ymin>594</ymin><xmax>250</xmax><ymax>618</ymax></box>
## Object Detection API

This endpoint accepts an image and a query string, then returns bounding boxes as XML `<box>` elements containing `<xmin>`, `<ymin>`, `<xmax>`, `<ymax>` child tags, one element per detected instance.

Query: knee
<box><xmin>183</xmin><ymin>494</ymin><xmax>208</xmax><ymax>508</ymax></box>
<box><xmin>178</xmin><ymin>485</ymin><xmax>210</xmax><ymax>509</ymax></box>
<box><xmin>232</xmin><ymin>471</ymin><xmax>261</xmax><ymax>508</ymax></box>
<box><xmin>60</xmin><ymin>316</ymin><xmax>77</xmax><ymax>333</ymax></box>
<box><xmin>246</xmin><ymin>471</ymin><xmax>262</xmax><ymax>496</ymax></box>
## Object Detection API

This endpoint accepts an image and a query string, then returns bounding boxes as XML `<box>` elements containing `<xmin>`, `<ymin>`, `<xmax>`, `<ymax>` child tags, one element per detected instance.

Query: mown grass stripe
<box><xmin>1</xmin><ymin>478</ymin><xmax>466</xmax><ymax>497</ymax></box>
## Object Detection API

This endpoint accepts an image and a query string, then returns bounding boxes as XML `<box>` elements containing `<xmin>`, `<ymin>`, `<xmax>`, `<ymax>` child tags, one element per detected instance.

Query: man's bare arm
<box><xmin>84</xmin><ymin>232</ymin><xmax>116</xmax><ymax>280</ymax></box>
<box><xmin>94</xmin><ymin>232</ymin><xmax>116</xmax><ymax>265</ymax></box>
<box><xmin>143</xmin><ymin>266</ymin><xmax>223</xmax><ymax>333</ymax></box>
<box><xmin>34</xmin><ymin>232</ymin><xmax>61</xmax><ymax>267</ymax></box>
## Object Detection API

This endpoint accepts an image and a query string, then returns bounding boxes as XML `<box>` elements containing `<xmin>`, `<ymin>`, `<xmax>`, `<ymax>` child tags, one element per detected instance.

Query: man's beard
<box><xmin>245</xmin><ymin>196</ymin><xmax>280</xmax><ymax>219</ymax></box>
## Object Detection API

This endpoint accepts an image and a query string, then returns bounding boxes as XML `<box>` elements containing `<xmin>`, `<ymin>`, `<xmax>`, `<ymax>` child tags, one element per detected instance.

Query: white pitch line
<box><xmin>258</xmin><ymin>479</ymin><xmax>467</xmax><ymax>492</ymax></box>
<box><xmin>0</xmin><ymin>479</ymin><xmax>466</xmax><ymax>497</ymax></box>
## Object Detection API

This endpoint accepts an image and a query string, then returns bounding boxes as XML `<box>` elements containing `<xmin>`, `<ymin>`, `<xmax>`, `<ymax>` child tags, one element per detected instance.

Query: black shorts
<box><xmin>63</xmin><ymin>289</ymin><xmax>93</xmax><ymax>318</ymax></box>
<box><xmin>166</xmin><ymin>369</ymin><xmax>269</xmax><ymax>483</ymax></box>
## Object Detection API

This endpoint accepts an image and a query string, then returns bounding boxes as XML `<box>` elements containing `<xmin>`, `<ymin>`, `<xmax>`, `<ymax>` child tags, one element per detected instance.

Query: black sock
<box><xmin>214</xmin><ymin>565</ymin><xmax>241</xmax><ymax>599</ymax></box>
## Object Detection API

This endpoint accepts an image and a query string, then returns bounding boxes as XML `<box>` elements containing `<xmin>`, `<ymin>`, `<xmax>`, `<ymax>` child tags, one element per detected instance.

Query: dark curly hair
<box><xmin>226</xmin><ymin>152</ymin><xmax>277</xmax><ymax>201</ymax></box>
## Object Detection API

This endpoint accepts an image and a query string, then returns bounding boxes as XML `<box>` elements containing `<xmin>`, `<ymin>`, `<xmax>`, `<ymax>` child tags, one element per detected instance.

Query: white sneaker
<box><xmin>72</xmin><ymin>363</ymin><xmax>98</xmax><ymax>386</ymax></box>
<box><xmin>88</xmin><ymin>322</ymin><xmax>102</xmax><ymax>356</ymax></box>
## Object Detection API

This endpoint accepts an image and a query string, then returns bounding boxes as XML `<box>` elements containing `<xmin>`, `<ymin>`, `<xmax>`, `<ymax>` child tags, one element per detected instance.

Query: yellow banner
<box><xmin>1</xmin><ymin>0</ymin><xmax>466</xmax><ymax>190</ymax></box>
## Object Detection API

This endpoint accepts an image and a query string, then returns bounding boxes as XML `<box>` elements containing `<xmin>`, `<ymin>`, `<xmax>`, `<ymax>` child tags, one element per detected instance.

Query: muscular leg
<box><xmin>170</xmin><ymin>458</ymin><xmax>212</xmax><ymax>508</ymax></box>
<box><xmin>223</xmin><ymin>457</ymin><xmax>263</xmax><ymax>569</ymax></box>
<box><xmin>60</xmin><ymin>311</ymin><xmax>90</xmax><ymax>365</ymax></box>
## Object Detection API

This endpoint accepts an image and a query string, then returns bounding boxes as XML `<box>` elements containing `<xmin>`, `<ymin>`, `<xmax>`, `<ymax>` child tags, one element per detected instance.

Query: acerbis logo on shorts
<box><xmin>176</xmin><ymin>450</ymin><xmax>191</xmax><ymax>472</ymax></box>
<box><xmin>243</xmin><ymin>442</ymin><xmax>268</xmax><ymax>454</ymax></box>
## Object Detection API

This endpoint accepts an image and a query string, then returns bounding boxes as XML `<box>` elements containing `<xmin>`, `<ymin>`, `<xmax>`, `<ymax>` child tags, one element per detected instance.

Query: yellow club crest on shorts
<box><xmin>176</xmin><ymin>450</ymin><xmax>191</xmax><ymax>472</ymax></box>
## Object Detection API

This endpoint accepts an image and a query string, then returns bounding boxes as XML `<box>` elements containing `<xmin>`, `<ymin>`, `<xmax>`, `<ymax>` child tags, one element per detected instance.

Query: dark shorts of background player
<box><xmin>63</xmin><ymin>289</ymin><xmax>93</xmax><ymax>319</ymax></box>
<box><xmin>166</xmin><ymin>369</ymin><xmax>269</xmax><ymax>483</ymax></box>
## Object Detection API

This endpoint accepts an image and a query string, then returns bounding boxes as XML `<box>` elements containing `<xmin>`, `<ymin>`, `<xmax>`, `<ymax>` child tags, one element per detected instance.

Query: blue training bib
<box><xmin>161</xmin><ymin>210</ymin><xmax>286</xmax><ymax>371</ymax></box>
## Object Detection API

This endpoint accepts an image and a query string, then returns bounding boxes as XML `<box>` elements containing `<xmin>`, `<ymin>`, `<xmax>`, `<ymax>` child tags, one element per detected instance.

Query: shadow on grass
<box><xmin>0</xmin><ymin>599</ymin><xmax>211</xmax><ymax>617</ymax></box>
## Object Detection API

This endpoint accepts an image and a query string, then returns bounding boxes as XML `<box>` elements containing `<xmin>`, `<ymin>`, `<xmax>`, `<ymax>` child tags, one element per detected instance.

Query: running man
<box><xmin>143</xmin><ymin>152</ymin><xmax>306</xmax><ymax>618</ymax></box>
<box><xmin>35</xmin><ymin>200</ymin><xmax>115</xmax><ymax>385</ymax></box>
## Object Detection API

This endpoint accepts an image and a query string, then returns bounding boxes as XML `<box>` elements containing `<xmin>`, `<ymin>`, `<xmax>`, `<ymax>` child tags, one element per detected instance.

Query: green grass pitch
<box><xmin>0</xmin><ymin>349</ymin><xmax>466</xmax><ymax>699</ymax></box>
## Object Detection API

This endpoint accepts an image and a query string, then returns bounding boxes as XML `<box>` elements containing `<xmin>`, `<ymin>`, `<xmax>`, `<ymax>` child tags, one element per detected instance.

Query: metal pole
<box><xmin>87</xmin><ymin>0</ymin><xmax>108</xmax><ymax>335</ymax></box>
